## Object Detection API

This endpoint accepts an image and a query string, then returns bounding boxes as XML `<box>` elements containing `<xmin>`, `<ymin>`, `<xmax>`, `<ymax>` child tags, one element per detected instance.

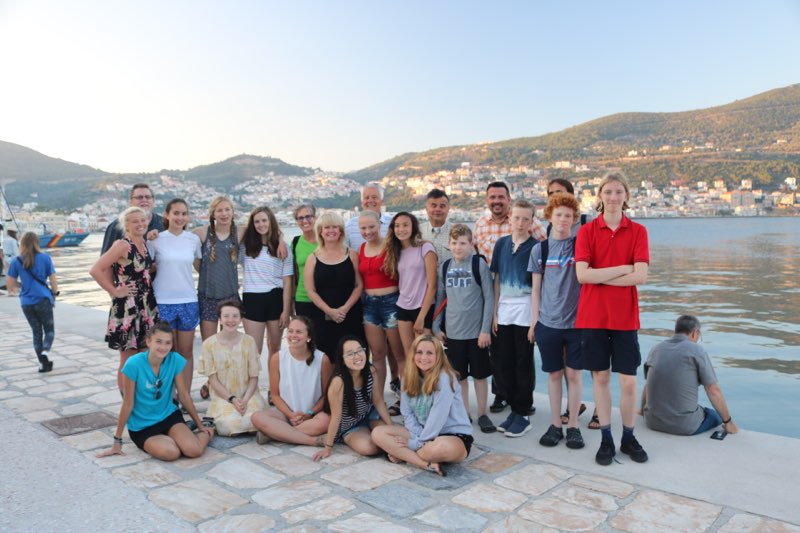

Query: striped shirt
<box><xmin>336</xmin><ymin>370</ymin><xmax>374</xmax><ymax>442</ymax></box>
<box><xmin>240</xmin><ymin>243</ymin><xmax>294</xmax><ymax>293</ymax></box>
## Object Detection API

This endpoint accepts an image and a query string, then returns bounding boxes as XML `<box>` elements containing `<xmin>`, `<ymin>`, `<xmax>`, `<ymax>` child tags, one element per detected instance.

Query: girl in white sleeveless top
<box><xmin>251</xmin><ymin>316</ymin><xmax>332</xmax><ymax>446</ymax></box>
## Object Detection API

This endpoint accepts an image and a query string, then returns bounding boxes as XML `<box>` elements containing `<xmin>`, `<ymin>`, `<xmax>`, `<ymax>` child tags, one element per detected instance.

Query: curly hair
<box><xmin>543</xmin><ymin>192</ymin><xmax>580</xmax><ymax>220</ymax></box>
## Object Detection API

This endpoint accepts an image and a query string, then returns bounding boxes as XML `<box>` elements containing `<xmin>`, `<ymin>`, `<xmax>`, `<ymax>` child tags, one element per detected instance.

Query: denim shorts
<box><xmin>339</xmin><ymin>406</ymin><xmax>381</xmax><ymax>442</ymax></box>
<box><xmin>158</xmin><ymin>302</ymin><xmax>200</xmax><ymax>332</ymax></box>
<box><xmin>362</xmin><ymin>292</ymin><xmax>399</xmax><ymax>329</ymax></box>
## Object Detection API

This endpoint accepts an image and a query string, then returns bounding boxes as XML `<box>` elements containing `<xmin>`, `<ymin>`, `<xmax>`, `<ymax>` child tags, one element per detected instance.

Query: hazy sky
<box><xmin>1</xmin><ymin>1</ymin><xmax>799</xmax><ymax>173</ymax></box>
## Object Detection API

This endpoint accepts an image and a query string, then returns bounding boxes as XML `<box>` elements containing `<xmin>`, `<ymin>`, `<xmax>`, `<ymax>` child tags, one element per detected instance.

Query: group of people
<box><xmin>5</xmin><ymin>174</ymin><xmax>738</xmax><ymax>471</ymax></box>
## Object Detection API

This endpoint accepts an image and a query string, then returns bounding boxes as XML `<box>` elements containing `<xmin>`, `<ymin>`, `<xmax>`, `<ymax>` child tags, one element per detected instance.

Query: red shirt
<box><xmin>359</xmin><ymin>243</ymin><xmax>398</xmax><ymax>290</ymax></box>
<box><xmin>574</xmin><ymin>214</ymin><xmax>649</xmax><ymax>330</ymax></box>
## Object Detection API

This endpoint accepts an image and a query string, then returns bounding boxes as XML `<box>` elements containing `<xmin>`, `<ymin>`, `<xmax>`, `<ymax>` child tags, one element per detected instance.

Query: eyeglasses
<box><xmin>132</xmin><ymin>195</ymin><xmax>154</xmax><ymax>201</ymax></box>
<box><xmin>154</xmin><ymin>378</ymin><xmax>163</xmax><ymax>400</ymax></box>
<box><xmin>296</xmin><ymin>215</ymin><xmax>314</xmax><ymax>222</ymax></box>
<box><xmin>342</xmin><ymin>347</ymin><xmax>366</xmax><ymax>359</ymax></box>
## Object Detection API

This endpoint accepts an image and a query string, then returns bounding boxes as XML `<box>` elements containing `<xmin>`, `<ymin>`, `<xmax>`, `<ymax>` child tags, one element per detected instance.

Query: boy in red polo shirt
<box><xmin>575</xmin><ymin>172</ymin><xmax>649</xmax><ymax>466</ymax></box>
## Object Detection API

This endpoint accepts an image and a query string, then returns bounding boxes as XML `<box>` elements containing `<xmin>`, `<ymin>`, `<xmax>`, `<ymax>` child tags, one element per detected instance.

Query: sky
<box><xmin>1</xmin><ymin>1</ymin><xmax>799</xmax><ymax>174</ymax></box>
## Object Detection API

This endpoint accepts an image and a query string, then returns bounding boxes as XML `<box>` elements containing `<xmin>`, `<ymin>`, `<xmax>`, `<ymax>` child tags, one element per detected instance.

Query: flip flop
<box><xmin>387</xmin><ymin>401</ymin><xmax>401</xmax><ymax>416</ymax></box>
<box><xmin>561</xmin><ymin>403</ymin><xmax>587</xmax><ymax>425</ymax></box>
<box><xmin>426</xmin><ymin>462</ymin><xmax>446</xmax><ymax>477</ymax></box>
<box><xmin>199</xmin><ymin>383</ymin><xmax>210</xmax><ymax>400</ymax></box>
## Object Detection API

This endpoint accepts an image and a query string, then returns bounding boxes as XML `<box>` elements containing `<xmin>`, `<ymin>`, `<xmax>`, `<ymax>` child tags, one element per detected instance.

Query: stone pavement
<box><xmin>1</xmin><ymin>303</ymin><xmax>799</xmax><ymax>532</ymax></box>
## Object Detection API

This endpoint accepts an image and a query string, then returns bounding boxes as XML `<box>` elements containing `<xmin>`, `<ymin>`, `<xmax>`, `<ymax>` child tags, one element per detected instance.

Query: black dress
<box><xmin>312</xmin><ymin>251</ymin><xmax>364</xmax><ymax>360</ymax></box>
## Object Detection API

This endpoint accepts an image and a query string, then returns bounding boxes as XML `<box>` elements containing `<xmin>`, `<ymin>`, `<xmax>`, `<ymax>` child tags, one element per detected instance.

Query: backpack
<box><xmin>542</xmin><ymin>214</ymin><xmax>586</xmax><ymax>279</ymax></box>
<box><xmin>433</xmin><ymin>254</ymin><xmax>485</xmax><ymax>332</ymax></box>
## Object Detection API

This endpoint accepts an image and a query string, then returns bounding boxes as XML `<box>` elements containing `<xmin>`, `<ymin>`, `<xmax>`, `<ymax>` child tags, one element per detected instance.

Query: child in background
<box><xmin>432</xmin><ymin>224</ymin><xmax>495</xmax><ymax>433</ymax></box>
<box><xmin>490</xmin><ymin>200</ymin><xmax>538</xmax><ymax>438</ymax></box>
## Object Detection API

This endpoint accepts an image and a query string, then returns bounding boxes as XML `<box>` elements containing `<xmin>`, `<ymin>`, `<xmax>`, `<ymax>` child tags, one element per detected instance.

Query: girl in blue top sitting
<box><xmin>97</xmin><ymin>322</ymin><xmax>214</xmax><ymax>461</ymax></box>
<box><xmin>372</xmin><ymin>334</ymin><xmax>473</xmax><ymax>476</ymax></box>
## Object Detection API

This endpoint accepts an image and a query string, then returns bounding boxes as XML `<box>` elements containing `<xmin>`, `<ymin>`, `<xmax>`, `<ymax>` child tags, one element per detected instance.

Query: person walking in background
<box><xmin>6</xmin><ymin>231</ymin><xmax>58</xmax><ymax>372</ymax></box>
<box><xmin>240</xmin><ymin>206</ymin><xmax>293</xmax><ymax>357</ymax></box>
<box><xmin>198</xmin><ymin>300</ymin><xmax>267</xmax><ymax>436</ymax></box>
<box><xmin>101</xmin><ymin>183</ymin><xmax>164</xmax><ymax>255</ymax></box>
<box><xmin>312</xmin><ymin>336</ymin><xmax>393</xmax><ymax>461</ymax></box>
<box><xmin>491</xmin><ymin>200</ymin><xmax>538</xmax><ymax>438</ymax></box>
<box><xmin>358</xmin><ymin>210</ymin><xmax>404</xmax><ymax>415</ymax></box>
<box><xmin>529</xmin><ymin>192</ymin><xmax>585</xmax><ymax>450</ymax></box>
<box><xmin>641</xmin><ymin>315</ymin><xmax>738</xmax><ymax>436</ymax></box>
<box><xmin>290</xmin><ymin>204</ymin><xmax>319</xmax><ymax>318</ymax></box>
<box><xmin>3</xmin><ymin>229</ymin><xmax>19</xmax><ymax>296</ymax></box>
<box><xmin>371</xmin><ymin>335</ymin><xmax>473</xmax><ymax>477</ymax></box>
<box><xmin>432</xmin><ymin>224</ymin><xmax>495</xmax><ymax>433</ymax></box>
<box><xmin>420</xmin><ymin>189</ymin><xmax>453</xmax><ymax>265</ymax></box>
<box><xmin>575</xmin><ymin>172</ymin><xmax>650</xmax><ymax>465</ymax></box>
<box><xmin>147</xmin><ymin>199</ymin><xmax>202</xmax><ymax>392</ymax></box>
<box><xmin>382</xmin><ymin>212</ymin><xmax>438</xmax><ymax>357</ymax></box>
<box><xmin>304</xmin><ymin>211</ymin><xmax>365</xmax><ymax>358</ymax></box>
<box><xmin>91</xmin><ymin>206</ymin><xmax>159</xmax><ymax>394</ymax></box>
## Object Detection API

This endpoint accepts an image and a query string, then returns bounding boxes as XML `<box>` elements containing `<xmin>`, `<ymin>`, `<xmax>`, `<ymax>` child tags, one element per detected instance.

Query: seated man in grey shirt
<box><xmin>641</xmin><ymin>315</ymin><xmax>738</xmax><ymax>436</ymax></box>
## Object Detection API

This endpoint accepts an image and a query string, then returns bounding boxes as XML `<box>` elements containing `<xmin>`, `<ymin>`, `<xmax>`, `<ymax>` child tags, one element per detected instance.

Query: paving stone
<box><xmin>414</xmin><ymin>504</ymin><xmax>488</xmax><ymax>532</ymax></box>
<box><xmin>482</xmin><ymin>515</ymin><xmax>559</xmax><ymax>533</ymax></box>
<box><xmin>173</xmin><ymin>446</ymin><xmax>225</xmax><ymax>469</ymax></box>
<box><xmin>70</xmin><ymin>377</ymin><xmax>102</xmax><ymax>387</ymax></box>
<box><xmin>197</xmin><ymin>513</ymin><xmax>276</xmax><ymax>533</ymax></box>
<box><xmin>452</xmin><ymin>482</ymin><xmax>527</xmax><ymax>513</ymax></box>
<box><xmin>21</xmin><ymin>409</ymin><xmax>60</xmax><ymax>422</ymax></box>
<box><xmin>86</xmin><ymin>443</ymin><xmax>150</xmax><ymax>468</ymax></box>
<box><xmin>208</xmin><ymin>434</ymin><xmax>253</xmax><ymax>450</ymax></box>
<box><xmin>252</xmin><ymin>480</ymin><xmax>331</xmax><ymax>510</ymax></box>
<box><xmin>0</xmin><ymin>367</ymin><xmax>35</xmax><ymax>378</ymax></box>
<box><xmin>551</xmin><ymin>484</ymin><xmax>618</xmax><ymax>512</ymax></box>
<box><xmin>518</xmin><ymin>497</ymin><xmax>607</xmax><ymax>531</ymax></box>
<box><xmin>262</xmin><ymin>451</ymin><xmax>323</xmax><ymax>477</ymax></box>
<box><xmin>51</xmin><ymin>385</ymin><xmax>109</xmax><ymax>400</ymax></box>
<box><xmin>149</xmin><ymin>479</ymin><xmax>248</xmax><ymax>522</ymax></box>
<box><xmin>356</xmin><ymin>483</ymin><xmax>433</xmax><ymax>518</ymax></box>
<box><xmin>112</xmin><ymin>461</ymin><xmax>183</xmax><ymax>489</ymax></box>
<box><xmin>468</xmin><ymin>452</ymin><xmax>524</xmax><ymax>474</ymax></box>
<box><xmin>87</xmin><ymin>389</ymin><xmax>124</xmax><ymax>405</ymax></box>
<box><xmin>408</xmin><ymin>462</ymin><xmax>480</xmax><ymax>490</ymax></box>
<box><xmin>568</xmin><ymin>473</ymin><xmax>635</xmax><ymax>498</ymax></box>
<box><xmin>329</xmin><ymin>512</ymin><xmax>413</xmax><ymax>533</ymax></box>
<box><xmin>207</xmin><ymin>457</ymin><xmax>285</xmax><ymax>489</ymax></box>
<box><xmin>60</xmin><ymin>402</ymin><xmax>103</xmax><ymax>416</ymax></box>
<box><xmin>40</xmin><ymin>410</ymin><xmax>117</xmax><ymax>436</ymax></box>
<box><xmin>610</xmin><ymin>490</ymin><xmax>722</xmax><ymax>533</ymax></box>
<box><xmin>62</xmin><ymin>429</ymin><xmax>112</xmax><ymax>451</ymax></box>
<box><xmin>12</xmin><ymin>378</ymin><xmax>46</xmax><ymax>388</ymax></box>
<box><xmin>28</xmin><ymin>382</ymin><xmax>70</xmax><ymax>395</ymax></box>
<box><xmin>321</xmin><ymin>457</ymin><xmax>409</xmax><ymax>491</ymax></box>
<box><xmin>291</xmin><ymin>444</ymin><xmax>361</xmax><ymax>466</ymax></box>
<box><xmin>231</xmin><ymin>441</ymin><xmax>283</xmax><ymax>460</ymax></box>
<box><xmin>718</xmin><ymin>513</ymin><xmax>800</xmax><ymax>533</ymax></box>
<box><xmin>282</xmin><ymin>494</ymin><xmax>356</xmax><ymax>524</ymax></box>
<box><xmin>0</xmin><ymin>390</ymin><xmax>23</xmax><ymax>400</ymax></box>
<box><xmin>2</xmin><ymin>395</ymin><xmax>58</xmax><ymax>413</ymax></box>
<box><xmin>494</xmin><ymin>463</ymin><xmax>572</xmax><ymax>496</ymax></box>
<box><xmin>280</xmin><ymin>526</ymin><xmax>321</xmax><ymax>533</ymax></box>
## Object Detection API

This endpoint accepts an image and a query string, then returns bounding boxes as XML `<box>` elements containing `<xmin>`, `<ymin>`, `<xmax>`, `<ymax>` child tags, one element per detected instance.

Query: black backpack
<box><xmin>433</xmin><ymin>254</ymin><xmax>485</xmax><ymax>332</ymax></box>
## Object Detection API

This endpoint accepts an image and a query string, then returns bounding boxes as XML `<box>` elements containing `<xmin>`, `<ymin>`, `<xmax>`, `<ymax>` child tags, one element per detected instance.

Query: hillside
<box><xmin>0</xmin><ymin>140</ymin><xmax>108</xmax><ymax>182</ymax></box>
<box><xmin>346</xmin><ymin>84</ymin><xmax>800</xmax><ymax>187</ymax></box>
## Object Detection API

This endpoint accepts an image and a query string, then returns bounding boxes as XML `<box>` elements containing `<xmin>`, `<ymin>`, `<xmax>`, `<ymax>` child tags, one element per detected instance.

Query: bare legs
<box><xmin>459</xmin><ymin>378</ymin><xmax>489</xmax><ymax>418</ymax></box>
<box><xmin>371</xmin><ymin>424</ymin><xmax>467</xmax><ymax>474</ymax></box>
<box><xmin>200</xmin><ymin>320</ymin><xmax>218</xmax><ymax>341</ymax></box>
<box><xmin>118</xmin><ymin>349</ymin><xmax>138</xmax><ymax>394</ymax></box>
<box><xmin>173</xmin><ymin>330</ymin><xmax>195</xmax><ymax>391</ymax></box>
<box><xmin>143</xmin><ymin>423</ymin><xmax>214</xmax><ymax>461</ymax></box>
<box><xmin>251</xmin><ymin>408</ymin><xmax>329</xmax><ymax>446</ymax></box>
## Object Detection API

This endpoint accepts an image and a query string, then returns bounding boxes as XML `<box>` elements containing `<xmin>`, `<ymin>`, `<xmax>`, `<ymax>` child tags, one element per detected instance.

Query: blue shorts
<box><xmin>338</xmin><ymin>406</ymin><xmax>381</xmax><ymax>442</ymax></box>
<box><xmin>158</xmin><ymin>302</ymin><xmax>200</xmax><ymax>332</ymax></box>
<box><xmin>362</xmin><ymin>292</ymin><xmax>399</xmax><ymax>329</ymax></box>
<box><xmin>535</xmin><ymin>322</ymin><xmax>582</xmax><ymax>373</ymax></box>
<box><xmin>580</xmin><ymin>329</ymin><xmax>641</xmax><ymax>376</ymax></box>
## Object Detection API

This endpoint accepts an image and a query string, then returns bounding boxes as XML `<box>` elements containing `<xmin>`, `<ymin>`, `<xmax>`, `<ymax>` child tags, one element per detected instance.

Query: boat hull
<box><xmin>39</xmin><ymin>232</ymin><xmax>90</xmax><ymax>248</ymax></box>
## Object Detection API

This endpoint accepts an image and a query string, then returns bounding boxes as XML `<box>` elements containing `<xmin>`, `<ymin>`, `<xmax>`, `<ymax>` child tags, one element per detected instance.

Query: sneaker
<box><xmin>539</xmin><ymin>424</ymin><xmax>563</xmax><ymax>447</ymax></box>
<box><xmin>527</xmin><ymin>405</ymin><xmax>536</xmax><ymax>416</ymax></box>
<box><xmin>38</xmin><ymin>360</ymin><xmax>54</xmax><ymax>373</ymax></box>
<box><xmin>477</xmin><ymin>415</ymin><xmax>496</xmax><ymax>434</ymax></box>
<box><xmin>497</xmin><ymin>411</ymin><xmax>517</xmax><ymax>433</ymax></box>
<box><xmin>490</xmin><ymin>396</ymin><xmax>508</xmax><ymax>413</ymax></box>
<box><xmin>595</xmin><ymin>440</ymin><xmax>616</xmax><ymax>466</ymax></box>
<box><xmin>566</xmin><ymin>427</ymin><xmax>585</xmax><ymax>449</ymax></box>
<box><xmin>505</xmin><ymin>415</ymin><xmax>532</xmax><ymax>438</ymax></box>
<box><xmin>256</xmin><ymin>431</ymin><xmax>271</xmax><ymax>445</ymax></box>
<box><xmin>620</xmin><ymin>436</ymin><xmax>649</xmax><ymax>463</ymax></box>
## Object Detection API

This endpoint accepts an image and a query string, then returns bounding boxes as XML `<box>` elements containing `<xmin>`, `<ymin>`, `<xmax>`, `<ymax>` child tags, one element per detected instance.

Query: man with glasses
<box><xmin>100</xmin><ymin>183</ymin><xmax>165</xmax><ymax>254</ymax></box>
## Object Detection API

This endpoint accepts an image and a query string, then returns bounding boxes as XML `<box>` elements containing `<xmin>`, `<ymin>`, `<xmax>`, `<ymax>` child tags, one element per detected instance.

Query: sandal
<box><xmin>199</xmin><ymin>383</ymin><xmax>210</xmax><ymax>400</ymax></box>
<box><xmin>201</xmin><ymin>417</ymin><xmax>215</xmax><ymax>429</ymax></box>
<box><xmin>426</xmin><ymin>462</ymin><xmax>446</xmax><ymax>477</ymax></box>
<box><xmin>385</xmin><ymin>453</ymin><xmax>403</xmax><ymax>464</ymax></box>
<box><xmin>561</xmin><ymin>403</ymin><xmax>587</xmax><ymax>425</ymax></box>
<box><xmin>314</xmin><ymin>435</ymin><xmax>328</xmax><ymax>447</ymax></box>
<box><xmin>587</xmin><ymin>412</ymin><xmax>600</xmax><ymax>430</ymax></box>
<box><xmin>387</xmin><ymin>401</ymin><xmax>401</xmax><ymax>416</ymax></box>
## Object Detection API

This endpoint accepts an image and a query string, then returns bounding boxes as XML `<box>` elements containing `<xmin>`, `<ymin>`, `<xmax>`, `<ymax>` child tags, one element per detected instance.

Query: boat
<box><xmin>2</xmin><ymin>184</ymin><xmax>90</xmax><ymax>248</ymax></box>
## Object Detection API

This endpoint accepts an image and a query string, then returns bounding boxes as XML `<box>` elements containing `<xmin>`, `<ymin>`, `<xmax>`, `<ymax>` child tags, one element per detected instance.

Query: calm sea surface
<box><xmin>46</xmin><ymin>217</ymin><xmax>800</xmax><ymax>438</ymax></box>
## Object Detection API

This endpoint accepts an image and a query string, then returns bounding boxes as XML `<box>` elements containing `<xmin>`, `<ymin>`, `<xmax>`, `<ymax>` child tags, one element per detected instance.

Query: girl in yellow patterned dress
<box><xmin>198</xmin><ymin>300</ymin><xmax>267</xmax><ymax>436</ymax></box>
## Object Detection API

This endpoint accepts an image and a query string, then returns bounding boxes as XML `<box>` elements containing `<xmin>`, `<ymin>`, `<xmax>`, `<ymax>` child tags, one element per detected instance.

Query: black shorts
<box><xmin>128</xmin><ymin>409</ymin><xmax>186</xmax><ymax>450</ymax></box>
<box><xmin>440</xmin><ymin>432</ymin><xmax>474</xmax><ymax>456</ymax></box>
<box><xmin>395</xmin><ymin>305</ymin><xmax>434</xmax><ymax>330</ymax></box>
<box><xmin>242</xmin><ymin>289</ymin><xmax>284</xmax><ymax>322</ymax></box>
<box><xmin>580</xmin><ymin>329</ymin><xmax>641</xmax><ymax>376</ymax></box>
<box><xmin>535</xmin><ymin>323</ymin><xmax>582</xmax><ymax>373</ymax></box>
<box><xmin>446</xmin><ymin>338</ymin><xmax>491</xmax><ymax>380</ymax></box>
